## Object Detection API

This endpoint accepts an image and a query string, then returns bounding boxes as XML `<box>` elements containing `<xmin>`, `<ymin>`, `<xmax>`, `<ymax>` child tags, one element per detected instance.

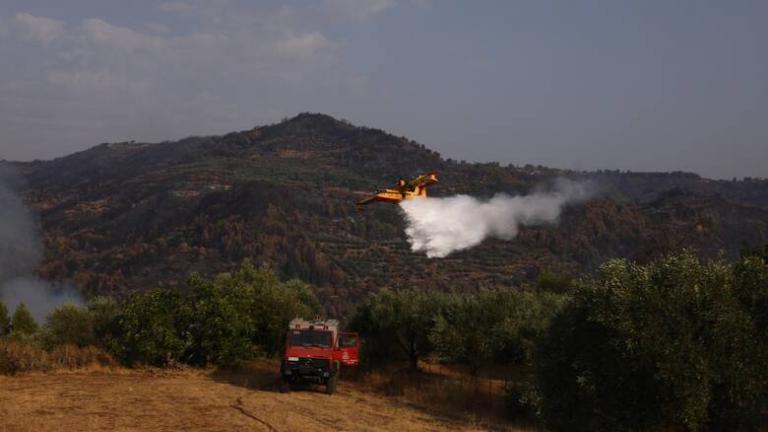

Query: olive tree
<box><xmin>537</xmin><ymin>253</ymin><xmax>768</xmax><ymax>431</ymax></box>
<box><xmin>0</xmin><ymin>301</ymin><xmax>10</xmax><ymax>337</ymax></box>
<box><xmin>351</xmin><ymin>289</ymin><xmax>446</xmax><ymax>370</ymax></box>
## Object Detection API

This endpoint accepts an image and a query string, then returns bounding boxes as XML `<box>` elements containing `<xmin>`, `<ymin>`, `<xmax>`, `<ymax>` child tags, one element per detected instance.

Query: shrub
<box><xmin>0</xmin><ymin>338</ymin><xmax>49</xmax><ymax>374</ymax></box>
<box><xmin>0</xmin><ymin>339</ymin><xmax>115</xmax><ymax>374</ymax></box>
<box><xmin>48</xmin><ymin>344</ymin><xmax>116</xmax><ymax>369</ymax></box>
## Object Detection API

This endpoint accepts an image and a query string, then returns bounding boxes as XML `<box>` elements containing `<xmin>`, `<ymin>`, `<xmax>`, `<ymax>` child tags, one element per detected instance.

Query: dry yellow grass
<box><xmin>0</xmin><ymin>340</ymin><xmax>117</xmax><ymax>374</ymax></box>
<box><xmin>0</xmin><ymin>360</ymin><xmax>533</xmax><ymax>432</ymax></box>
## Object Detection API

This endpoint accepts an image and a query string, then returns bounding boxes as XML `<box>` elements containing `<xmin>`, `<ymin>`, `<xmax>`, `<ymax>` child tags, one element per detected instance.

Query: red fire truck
<box><xmin>280</xmin><ymin>318</ymin><xmax>360</xmax><ymax>394</ymax></box>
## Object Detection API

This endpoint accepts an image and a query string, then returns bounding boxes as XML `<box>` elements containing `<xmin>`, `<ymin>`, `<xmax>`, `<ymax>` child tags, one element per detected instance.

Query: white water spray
<box><xmin>399</xmin><ymin>179</ymin><xmax>593</xmax><ymax>258</ymax></box>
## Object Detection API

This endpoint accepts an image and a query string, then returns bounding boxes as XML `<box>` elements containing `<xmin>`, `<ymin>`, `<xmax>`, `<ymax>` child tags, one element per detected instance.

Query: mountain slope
<box><xmin>10</xmin><ymin>113</ymin><xmax>768</xmax><ymax>314</ymax></box>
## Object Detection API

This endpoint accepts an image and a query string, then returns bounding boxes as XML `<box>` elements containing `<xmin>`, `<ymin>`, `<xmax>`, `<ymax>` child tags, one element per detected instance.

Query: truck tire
<box><xmin>279</xmin><ymin>379</ymin><xmax>291</xmax><ymax>394</ymax></box>
<box><xmin>325</xmin><ymin>375</ymin><xmax>337</xmax><ymax>395</ymax></box>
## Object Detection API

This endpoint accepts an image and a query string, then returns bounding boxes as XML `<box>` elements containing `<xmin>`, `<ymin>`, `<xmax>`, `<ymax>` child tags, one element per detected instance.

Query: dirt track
<box><xmin>0</xmin><ymin>364</ymin><xmax>515</xmax><ymax>432</ymax></box>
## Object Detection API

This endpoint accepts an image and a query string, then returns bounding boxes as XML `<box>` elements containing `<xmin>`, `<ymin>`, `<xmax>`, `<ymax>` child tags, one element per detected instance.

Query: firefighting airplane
<box><xmin>356</xmin><ymin>172</ymin><xmax>439</xmax><ymax>210</ymax></box>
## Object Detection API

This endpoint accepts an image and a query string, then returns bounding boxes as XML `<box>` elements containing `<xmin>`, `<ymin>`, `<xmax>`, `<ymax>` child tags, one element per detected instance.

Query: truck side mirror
<box><xmin>338</xmin><ymin>333</ymin><xmax>359</xmax><ymax>348</ymax></box>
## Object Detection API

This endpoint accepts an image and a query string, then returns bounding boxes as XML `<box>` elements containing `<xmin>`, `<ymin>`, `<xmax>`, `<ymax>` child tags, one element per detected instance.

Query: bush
<box><xmin>0</xmin><ymin>338</ymin><xmax>49</xmax><ymax>374</ymax></box>
<box><xmin>537</xmin><ymin>253</ymin><xmax>768</xmax><ymax>431</ymax></box>
<box><xmin>48</xmin><ymin>344</ymin><xmax>116</xmax><ymax>369</ymax></box>
<box><xmin>0</xmin><ymin>339</ymin><xmax>115</xmax><ymax>374</ymax></box>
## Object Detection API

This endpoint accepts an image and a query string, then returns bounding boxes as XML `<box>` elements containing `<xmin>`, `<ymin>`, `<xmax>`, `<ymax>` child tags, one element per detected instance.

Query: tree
<box><xmin>537</xmin><ymin>253</ymin><xmax>768</xmax><ymax>432</ymax></box>
<box><xmin>431</xmin><ymin>289</ymin><xmax>566</xmax><ymax>372</ymax></box>
<box><xmin>250</xmin><ymin>276</ymin><xmax>320</xmax><ymax>355</ymax></box>
<box><xmin>740</xmin><ymin>243</ymin><xmax>768</xmax><ymax>261</ymax></box>
<box><xmin>200</xmin><ymin>262</ymin><xmax>321</xmax><ymax>360</ymax></box>
<box><xmin>536</xmin><ymin>271</ymin><xmax>574</xmax><ymax>294</ymax></box>
<box><xmin>728</xmin><ymin>253</ymin><xmax>768</xmax><ymax>428</ymax></box>
<box><xmin>0</xmin><ymin>301</ymin><xmax>10</xmax><ymax>337</ymax></box>
<box><xmin>111</xmin><ymin>261</ymin><xmax>321</xmax><ymax>367</ymax></box>
<box><xmin>182</xmin><ymin>273</ymin><xmax>256</xmax><ymax>366</ymax></box>
<box><xmin>351</xmin><ymin>289</ymin><xmax>445</xmax><ymax>370</ymax></box>
<box><xmin>734</xmin><ymin>252</ymin><xmax>768</xmax><ymax>332</ymax></box>
<box><xmin>42</xmin><ymin>304</ymin><xmax>94</xmax><ymax>348</ymax></box>
<box><xmin>11</xmin><ymin>303</ymin><xmax>38</xmax><ymax>339</ymax></box>
<box><xmin>111</xmin><ymin>288</ymin><xmax>190</xmax><ymax>366</ymax></box>
<box><xmin>86</xmin><ymin>296</ymin><xmax>120</xmax><ymax>346</ymax></box>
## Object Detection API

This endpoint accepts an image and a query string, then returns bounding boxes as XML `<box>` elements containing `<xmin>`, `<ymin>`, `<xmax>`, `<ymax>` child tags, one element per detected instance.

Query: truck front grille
<box><xmin>295</xmin><ymin>357</ymin><xmax>329</xmax><ymax>369</ymax></box>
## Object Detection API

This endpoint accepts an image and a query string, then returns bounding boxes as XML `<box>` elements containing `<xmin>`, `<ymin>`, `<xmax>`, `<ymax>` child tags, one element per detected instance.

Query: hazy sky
<box><xmin>0</xmin><ymin>0</ymin><xmax>766</xmax><ymax>179</ymax></box>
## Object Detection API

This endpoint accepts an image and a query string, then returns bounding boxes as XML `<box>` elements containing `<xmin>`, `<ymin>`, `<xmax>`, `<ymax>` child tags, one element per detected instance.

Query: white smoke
<box><xmin>0</xmin><ymin>165</ymin><xmax>83</xmax><ymax>322</ymax></box>
<box><xmin>399</xmin><ymin>179</ymin><xmax>594</xmax><ymax>258</ymax></box>
<box><xmin>1</xmin><ymin>277</ymin><xmax>82</xmax><ymax>323</ymax></box>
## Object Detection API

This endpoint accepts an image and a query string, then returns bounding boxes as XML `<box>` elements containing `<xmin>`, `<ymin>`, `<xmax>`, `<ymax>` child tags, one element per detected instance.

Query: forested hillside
<box><xmin>9</xmin><ymin>113</ymin><xmax>768</xmax><ymax>313</ymax></box>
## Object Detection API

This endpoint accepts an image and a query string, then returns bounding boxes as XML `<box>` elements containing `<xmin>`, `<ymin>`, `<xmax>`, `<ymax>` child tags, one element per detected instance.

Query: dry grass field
<box><xmin>0</xmin><ymin>360</ymin><xmax>531</xmax><ymax>432</ymax></box>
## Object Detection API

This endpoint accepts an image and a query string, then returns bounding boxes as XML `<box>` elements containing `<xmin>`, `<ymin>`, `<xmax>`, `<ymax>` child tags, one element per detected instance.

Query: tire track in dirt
<box><xmin>231</xmin><ymin>397</ymin><xmax>279</xmax><ymax>432</ymax></box>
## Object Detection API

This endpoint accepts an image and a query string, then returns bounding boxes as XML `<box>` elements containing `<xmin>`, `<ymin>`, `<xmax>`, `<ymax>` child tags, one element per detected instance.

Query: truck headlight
<box><xmin>287</xmin><ymin>357</ymin><xmax>299</xmax><ymax>362</ymax></box>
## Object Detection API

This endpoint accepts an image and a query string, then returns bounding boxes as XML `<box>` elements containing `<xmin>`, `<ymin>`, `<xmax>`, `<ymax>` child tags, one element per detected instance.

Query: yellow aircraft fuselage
<box><xmin>356</xmin><ymin>172</ymin><xmax>438</xmax><ymax>209</ymax></box>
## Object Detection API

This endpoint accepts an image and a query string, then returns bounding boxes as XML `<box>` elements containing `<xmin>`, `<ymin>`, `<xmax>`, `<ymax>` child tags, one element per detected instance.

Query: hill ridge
<box><xmin>4</xmin><ymin>113</ymin><xmax>768</xmax><ymax>313</ymax></box>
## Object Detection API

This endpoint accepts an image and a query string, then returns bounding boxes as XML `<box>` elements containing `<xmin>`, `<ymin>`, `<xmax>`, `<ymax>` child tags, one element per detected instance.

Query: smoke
<box><xmin>0</xmin><ymin>165</ymin><xmax>83</xmax><ymax>322</ymax></box>
<box><xmin>1</xmin><ymin>278</ymin><xmax>82</xmax><ymax>323</ymax></box>
<box><xmin>399</xmin><ymin>179</ymin><xmax>594</xmax><ymax>258</ymax></box>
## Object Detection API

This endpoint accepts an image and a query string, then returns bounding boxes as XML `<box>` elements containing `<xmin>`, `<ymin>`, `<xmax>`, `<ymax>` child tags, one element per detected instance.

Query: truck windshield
<box><xmin>288</xmin><ymin>330</ymin><xmax>332</xmax><ymax>348</ymax></box>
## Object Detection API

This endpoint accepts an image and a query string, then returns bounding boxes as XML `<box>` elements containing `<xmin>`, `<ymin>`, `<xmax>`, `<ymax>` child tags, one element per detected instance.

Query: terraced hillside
<box><xmin>8</xmin><ymin>113</ymin><xmax>768</xmax><ymax>313</ymax></box>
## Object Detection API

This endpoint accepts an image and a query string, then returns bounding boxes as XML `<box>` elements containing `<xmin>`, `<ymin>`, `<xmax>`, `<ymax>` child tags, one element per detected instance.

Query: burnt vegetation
<box><xmin>9</xmin><ymin>113</ymin><xmax>768</xmax><ymax>315</ymax></box>
<box><xmin>2</xmin><ymin>114</ymin><xmax>768</xmax><ymax>429</ymax></box>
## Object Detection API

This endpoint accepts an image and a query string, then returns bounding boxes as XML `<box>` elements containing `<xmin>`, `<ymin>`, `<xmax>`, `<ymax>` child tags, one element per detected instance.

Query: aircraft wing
<box><xmin>356</xmin><ymin>195</ymin><xmax>378</xmax><ymax>207</ymax></box>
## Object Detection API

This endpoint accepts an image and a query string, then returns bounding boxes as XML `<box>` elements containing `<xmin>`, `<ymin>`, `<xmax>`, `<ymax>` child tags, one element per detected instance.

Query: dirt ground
<box><xmin>0</xmin><ymin>362</ymin><xmax>524</xmax><ymax>432</ymax></box>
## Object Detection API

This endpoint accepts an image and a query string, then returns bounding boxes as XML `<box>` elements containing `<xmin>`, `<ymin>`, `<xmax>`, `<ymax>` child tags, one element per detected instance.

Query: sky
<box><xmin>0</xmin><ymin>0</ymin><xmax>766</xmax><ymax>179</ymax></box>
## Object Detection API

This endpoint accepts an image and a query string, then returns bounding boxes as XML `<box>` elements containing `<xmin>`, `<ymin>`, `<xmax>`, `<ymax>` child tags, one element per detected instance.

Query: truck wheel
<box><xmin>325</xmin><ymin>375</ymin><xmax>337</xmax><ymax>395</ymax></box>
<box><xmin>279</xmin><ymin>379</ymin><xmax>291</xmax><ymax>393</ymax></box>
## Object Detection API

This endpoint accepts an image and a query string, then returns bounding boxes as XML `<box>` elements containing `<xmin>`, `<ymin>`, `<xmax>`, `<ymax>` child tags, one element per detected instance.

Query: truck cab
<box><xmin>280</xmin><ymin>318</ymin><xmax>359</xmax><ymax>394</ymax></box>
